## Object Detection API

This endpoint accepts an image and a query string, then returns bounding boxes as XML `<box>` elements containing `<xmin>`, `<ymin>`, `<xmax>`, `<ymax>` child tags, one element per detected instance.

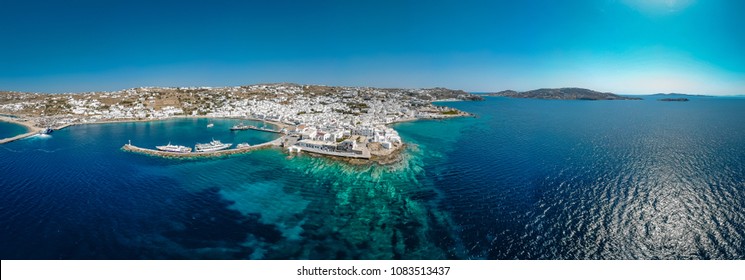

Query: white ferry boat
<box><xmin>156</xmin><ymin>142</ymin><xmax>192</xmax><ymax>153</ymax></box>
<box><xmin>195</xmin><ymin>139</ymin><xmax>232</xmax><ymax>152</ymax></box>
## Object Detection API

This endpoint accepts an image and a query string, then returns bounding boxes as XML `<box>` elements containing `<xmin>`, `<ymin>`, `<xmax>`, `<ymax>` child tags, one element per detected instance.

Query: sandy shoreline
<box><xmin>0</xmin><ymin>116</ymin><xmax>44</xmax><ymax>144</ymax></box>
<box><xmin>0</xmin><ymin>115</ymin><xmax>42</xmax><ymax>132</ymax></box>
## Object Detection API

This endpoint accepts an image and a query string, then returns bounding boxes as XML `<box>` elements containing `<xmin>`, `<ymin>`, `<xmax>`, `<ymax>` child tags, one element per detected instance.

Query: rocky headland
<box><xmin>487</xmin><ymin>88</ymin><xmax>642</xmax><ymax>100</ymax></box>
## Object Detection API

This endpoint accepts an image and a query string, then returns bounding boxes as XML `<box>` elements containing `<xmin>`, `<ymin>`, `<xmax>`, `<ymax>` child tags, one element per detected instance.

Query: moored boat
<box><xmin>195</xmin><ymin>139</ymin><xmax>232</xmax><ymax>152</ymax></box>
<box><xmin>156</xmin><ymin>142</ymin><xmax>192</xmax><ymax>153</ymax></box>
<box><xmin>230</xmin><ymin>123</ymin><xmax>250</xmax><ymax>131</ymax></box>
<box><xmin>236</xmin><ymin>143</ymin><xmax>251</xmax><ymax>148</ymax></box>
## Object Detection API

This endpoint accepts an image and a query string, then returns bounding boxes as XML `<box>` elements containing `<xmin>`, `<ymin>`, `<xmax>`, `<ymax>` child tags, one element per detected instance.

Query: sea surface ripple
<box><xmin>1</xmin><ymin>97</ymin><xmax>744</xmax><ymax>259</ymax></box>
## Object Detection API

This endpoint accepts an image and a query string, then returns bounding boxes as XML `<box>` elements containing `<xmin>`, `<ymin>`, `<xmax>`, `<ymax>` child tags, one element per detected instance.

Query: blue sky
<box><xmin>1</xmin><ymin>0</ymin><xmax>743</xmax><ymax>94</ymax></box>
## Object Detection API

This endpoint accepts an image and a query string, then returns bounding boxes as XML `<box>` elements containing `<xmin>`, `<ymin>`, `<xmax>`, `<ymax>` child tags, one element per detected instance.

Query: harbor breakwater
<box><xmin>122</xmin><ymin>137</ymin><xmax>284</xmax><ymax>159</ymax></box>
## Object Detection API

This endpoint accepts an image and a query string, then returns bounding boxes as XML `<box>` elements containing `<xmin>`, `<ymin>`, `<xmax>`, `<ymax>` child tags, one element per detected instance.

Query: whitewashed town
<box><xmin>0</xmin><ymin>83</ymin><xmax>481</xmax><ymax>161</ymax></box>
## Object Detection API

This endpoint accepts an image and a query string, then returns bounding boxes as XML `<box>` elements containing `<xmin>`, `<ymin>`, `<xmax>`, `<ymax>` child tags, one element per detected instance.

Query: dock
<box><xmin>0</xmin><ymin>115</ymin><xmax>47</xmax><ymax>144</ymax></box>
<box><xmin>231</xmin><ymin>125</ymin><xmax>283</xmax><ymax>134</ymax></box>
<box><xmin>0</xmin><ymin>131</ymin><xmax>40</xmax><ymax>144</ymax></box>
<box><xmin>247</xmin><ymin>126</ymin><xmax>283</xmax><ymax>134</ymax></box>
<box><xmin>122</xmin><ymin>137</ymin><xmax>284</xmax><ymax>159</ymax></box>
<box><xmin>0</xmin><ymin>123</ymin><xmax>78</xmax><ymax>145</ymax></box>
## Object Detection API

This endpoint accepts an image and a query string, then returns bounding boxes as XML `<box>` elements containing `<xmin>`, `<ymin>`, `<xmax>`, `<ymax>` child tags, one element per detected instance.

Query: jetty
<box><xmin>0</xmin><ymin>115</ymin><xmax>46</xmax><ymax>144</ymax></box>
<box><xmin>0</xmin><ymin>131</ymin><xmax>40</xmax><ymax>144</ymax></box>
<box><xmin>0</xmin><ymin>121</ymin><xmax>77</xmax><ymax>145</ymax></box>
<box><xmin>122</xmin><ymin>137</ymin><xmax>284</xmax><ymax>159</ymax></box>
<box><xmin>231</xmin><ymin>123</ymin><xmax>284</xmax><ymax>134</ymax></box>
<box><xmin>247</xmin><ymin>126</ymin><xmax>283</xmax><ymax>134</ymax></box>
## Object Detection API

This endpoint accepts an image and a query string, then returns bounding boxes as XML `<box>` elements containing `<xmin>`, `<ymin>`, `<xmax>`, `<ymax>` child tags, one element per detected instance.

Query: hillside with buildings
<box><xmin>0</xmin><ymin>83</ymin><xmax>480</xmax><ymax>127</ymax></box>
<box><xmin>0</xmin><ymin>84</ymin><xmax>480</xmax><ymax>159</ymax></box>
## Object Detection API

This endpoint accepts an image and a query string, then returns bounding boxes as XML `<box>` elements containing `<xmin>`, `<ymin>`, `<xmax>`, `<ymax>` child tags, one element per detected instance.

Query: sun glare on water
<box><xmin>622</xmin><ymin>0</ymin><xmax>696</xmax><ymax>15</ymax></box>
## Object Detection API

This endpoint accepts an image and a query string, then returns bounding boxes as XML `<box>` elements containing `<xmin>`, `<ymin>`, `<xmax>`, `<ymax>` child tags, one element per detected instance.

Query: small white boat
<box><xmin>236</xmin><ymin>143</ymin><xmax>251</xmax><ymax>148</ymax></box>
<box><xmin>207</xmin><ymin>123</ymin><xmax>214</xmax><ymax>128</ymax></box>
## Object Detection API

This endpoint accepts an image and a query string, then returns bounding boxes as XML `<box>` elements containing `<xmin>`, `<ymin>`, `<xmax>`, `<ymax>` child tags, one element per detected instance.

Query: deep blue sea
<box><xmin>1</xmin><ymin>97</ymin><xmax>744</xmax><ymax>259</ymax></box>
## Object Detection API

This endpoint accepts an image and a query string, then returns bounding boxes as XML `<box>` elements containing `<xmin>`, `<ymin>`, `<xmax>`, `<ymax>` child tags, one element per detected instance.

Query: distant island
<box><xmin>651</xmin><ymin>93</ymin><xmax>711</xmax><ymax>98</ymax></box>
<box><xmin>487</xmin><ymin>88</ymin><xmax>642</xmax><ymax>100</ymax></box>
<box><xmin>658</xmin><ymin>98</ymin><xmax>690</xmax><ymax>102</ymax></box>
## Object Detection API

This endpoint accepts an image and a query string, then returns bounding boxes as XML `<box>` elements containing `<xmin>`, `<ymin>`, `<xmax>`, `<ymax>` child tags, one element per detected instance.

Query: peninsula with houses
<box><xmin>0</xmin><ymin>83</ymin><xmax>482</xmax><ymax>164</ymax></box>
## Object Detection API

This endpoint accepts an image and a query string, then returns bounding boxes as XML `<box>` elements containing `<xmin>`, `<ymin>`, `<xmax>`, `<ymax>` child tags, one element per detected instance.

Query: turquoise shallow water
<box><xmin>1</xmin><ymin>97</ymin><xmax>744</xmax><ymax>259</ymax></box>
<box><xmin>0</xmin><ymin>117</ymin><xmax>458</xmax><ymax>259</ymax></box>
<box><xmin>0</xmin><ymin>121</ymin><xmax>28</xmax><ymax>139</ymax></box>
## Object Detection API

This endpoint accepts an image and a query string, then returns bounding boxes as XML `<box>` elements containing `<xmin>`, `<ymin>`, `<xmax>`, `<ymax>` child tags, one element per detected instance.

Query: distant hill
<box><xmin>487</xmin><ymin>88</ymin><xmax>642</xmax><ymax>100</ymax></box>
